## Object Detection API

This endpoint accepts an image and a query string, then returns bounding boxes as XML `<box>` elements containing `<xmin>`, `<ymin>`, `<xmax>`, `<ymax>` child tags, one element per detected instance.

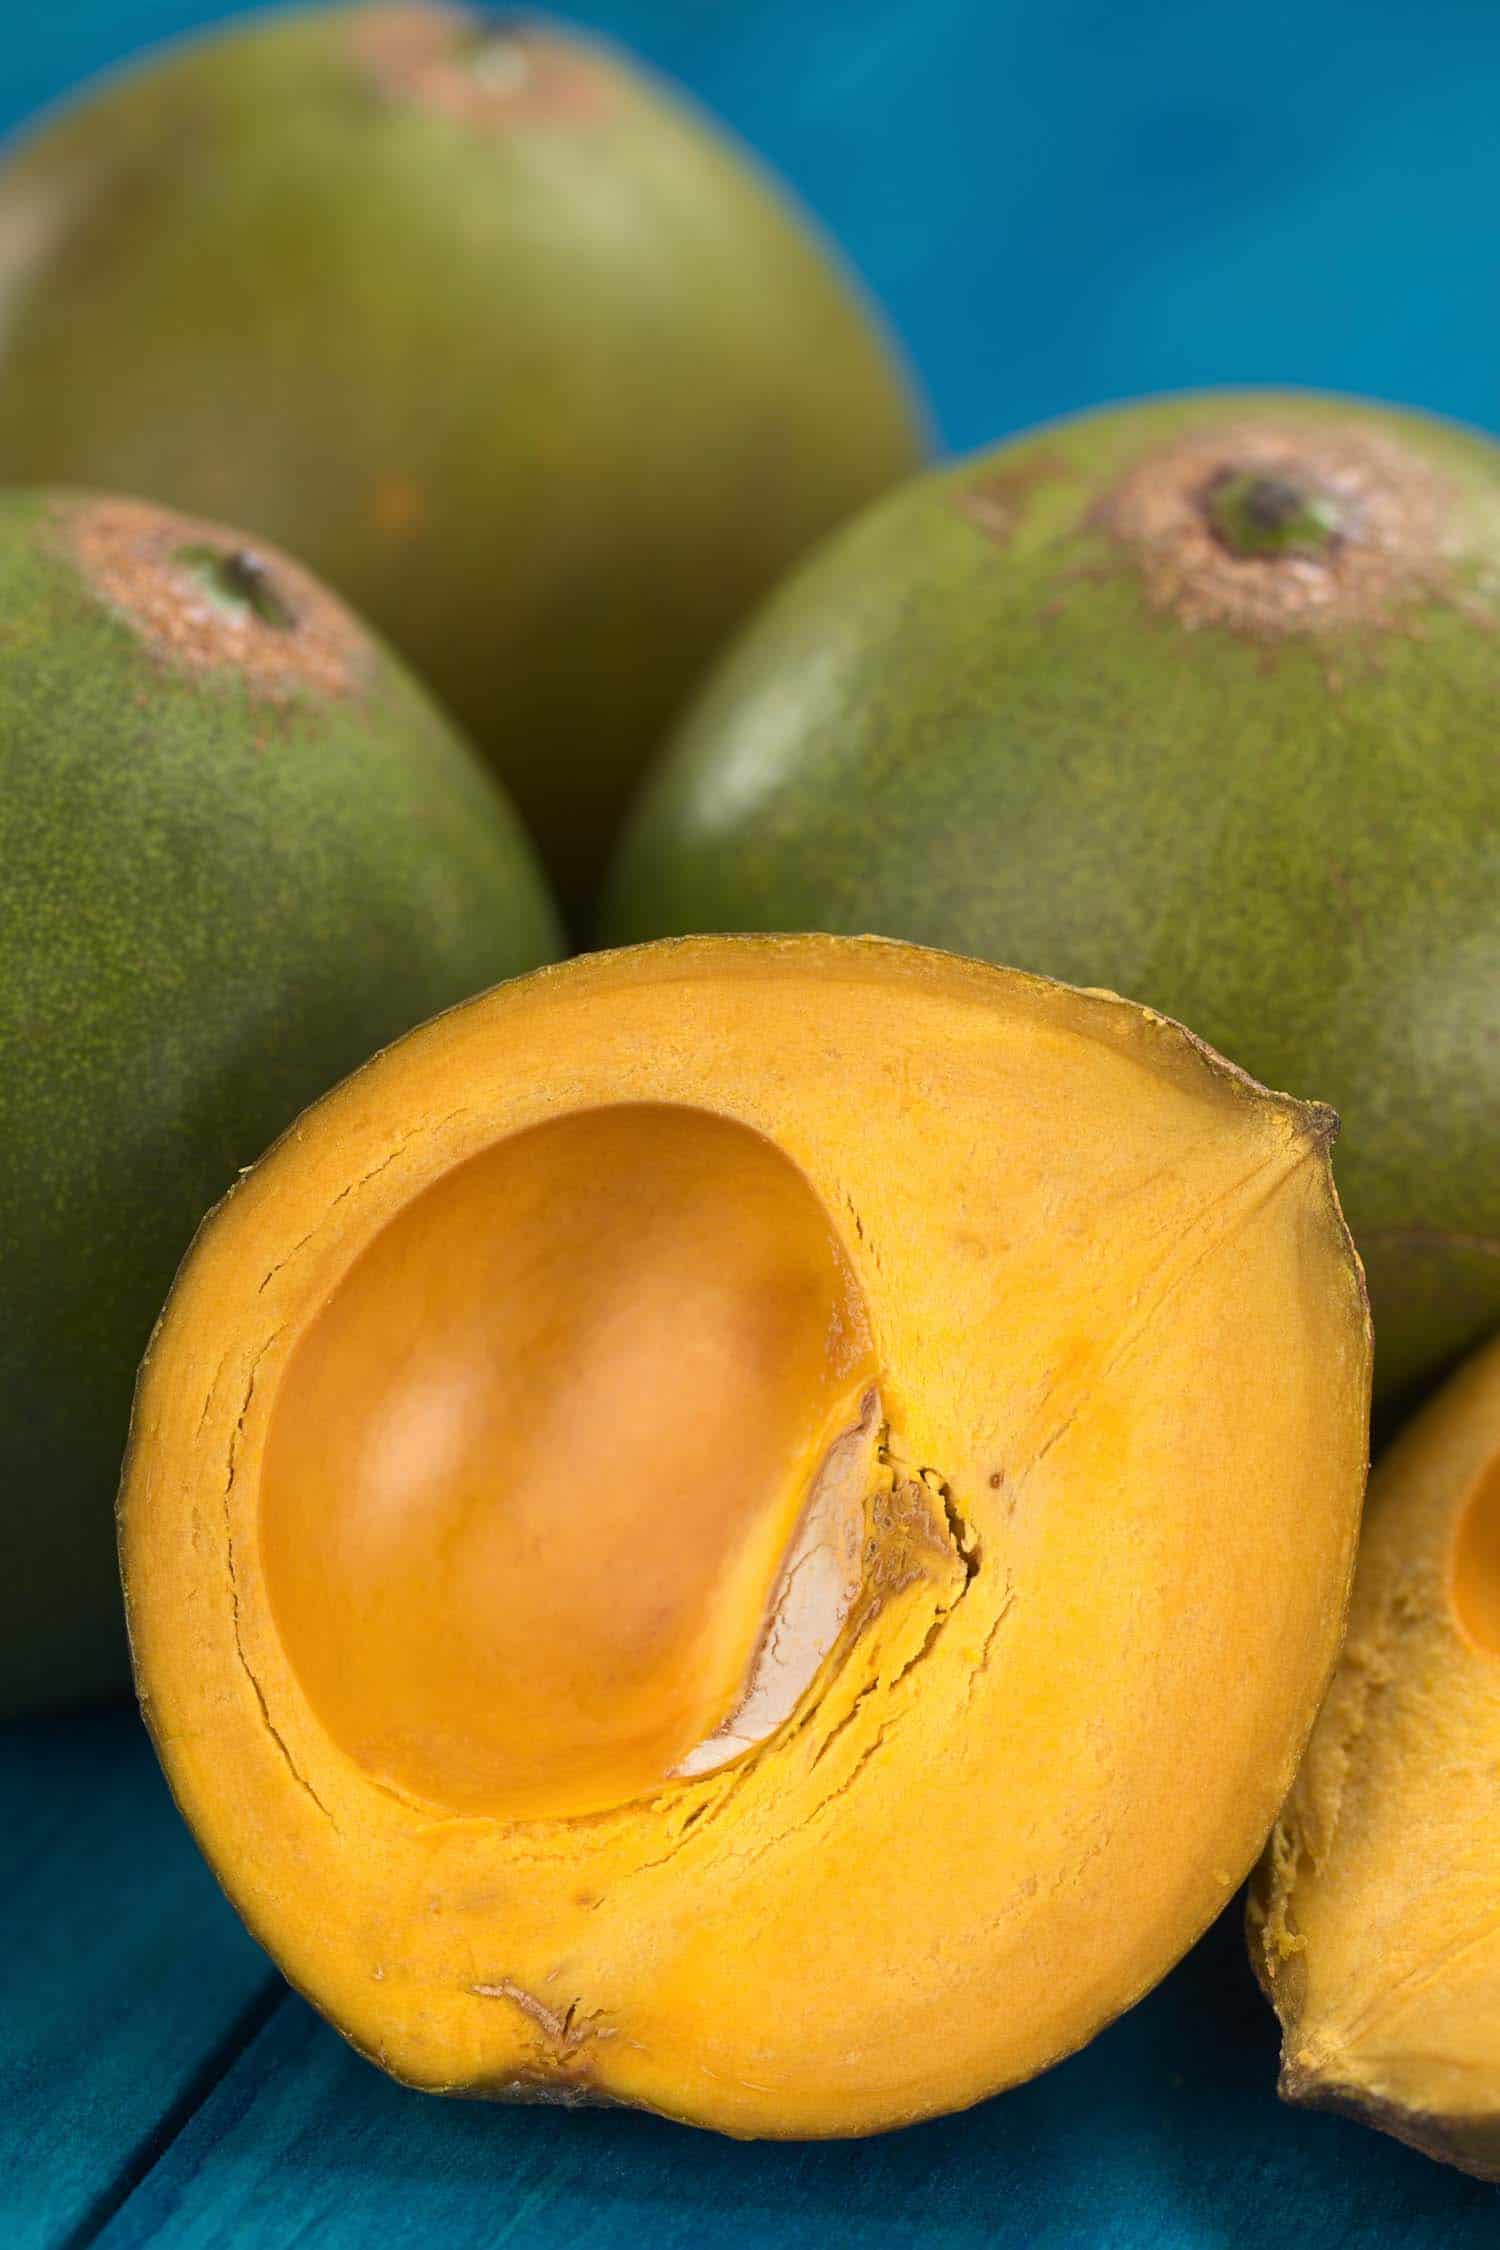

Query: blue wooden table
<box><xmin>5</xmin><ymin>2</ymin><xmax>1500</xmax><ymax>2242</ymax></box>
<box><xmin>6</xmin><ymin>1709</ymin><xmax>1498</xmax><ymax>2248</ymax></box>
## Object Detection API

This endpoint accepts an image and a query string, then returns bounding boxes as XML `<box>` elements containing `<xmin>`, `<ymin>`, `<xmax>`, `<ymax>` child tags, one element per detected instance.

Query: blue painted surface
<box><xmin>5</xmin><ymin>1</ymin><xmax>1500</xmax><ymax>2241</ymax></box>
<box><xmin>0</xmin><ymin>1710</ymin><xmax>275</xmax><ymax>2250</ymax></box>
<box><xmin>88</xmin><ymin>1910</ymin><xmax>1500</xmax><ymax>2249</ymax></box>
<box><xmin>4</xmin><ymin>1720</ymin><xmax>1496</xmax><ymax>2248</ymax></box>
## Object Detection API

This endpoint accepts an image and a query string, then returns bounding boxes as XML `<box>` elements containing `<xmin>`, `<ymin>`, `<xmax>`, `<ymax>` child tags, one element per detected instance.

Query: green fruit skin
<box><xmin>605</xmin><ymin>391</ymin><xmax>1500</xmax><ymax>1409</ymax></box>
<box><xmin>0</xmin><ymin>491</ymin><xmax>561</xmax><ymax>1715</ymax></box>
<box><xmin>0</xmin><ymin>3</ymin><xmax>925</xmax><ymax>920</ymax></box>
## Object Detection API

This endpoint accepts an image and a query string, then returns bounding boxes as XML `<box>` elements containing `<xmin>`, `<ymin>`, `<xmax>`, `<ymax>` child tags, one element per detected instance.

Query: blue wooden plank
<box><xmin>91</xmin><ymin>1906</ymin><xmax>1496</xmax><ymax>2250</ymax></box>
<box><xmin>0</xmin><ymin>1709</ymin><xmax>278</xmax><ymax>2250</ymax></box>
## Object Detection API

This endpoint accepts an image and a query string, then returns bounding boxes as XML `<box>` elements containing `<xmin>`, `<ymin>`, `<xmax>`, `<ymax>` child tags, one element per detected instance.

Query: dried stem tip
<box><xmin>1202</xmin><ymin>468</ymin><xmax>1346</xmax><ymax>561</ymax></box>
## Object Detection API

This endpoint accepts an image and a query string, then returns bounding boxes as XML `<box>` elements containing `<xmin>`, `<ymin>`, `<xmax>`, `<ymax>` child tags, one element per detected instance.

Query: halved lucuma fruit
<box><xmin>121</xmin><ymin>936</ymin><xmax>1371</xmax><ymax>2137</ymax></box>
<box><xmin>1250</xmin><ymin>1330</ymin><xmax>1500</xmax><ymax>2178</ymax></box>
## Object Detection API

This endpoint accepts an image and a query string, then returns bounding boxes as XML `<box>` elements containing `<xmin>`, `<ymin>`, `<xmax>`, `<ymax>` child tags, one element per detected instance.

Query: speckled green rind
<box><xmin>0</xmin><ymin>490</ymin><xmax>560</xmax><ymax>1716</ymax></box>
<box><xmin>0</xmin><ymin>3</ymin><xmax>924</xmax><ymax>921</ymax></box>
<box><xmin>604</xmin><ymin>390</ymin><xmax>1500</xmax><ymax>1407</ymax></box>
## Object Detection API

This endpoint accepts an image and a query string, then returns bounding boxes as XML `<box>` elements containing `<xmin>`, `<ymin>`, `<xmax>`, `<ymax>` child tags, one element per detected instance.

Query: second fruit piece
<box><xmin>1251</xmin><ymin>1330</ymin><xmax>1500</xmax><ymax>2180</ymax></box>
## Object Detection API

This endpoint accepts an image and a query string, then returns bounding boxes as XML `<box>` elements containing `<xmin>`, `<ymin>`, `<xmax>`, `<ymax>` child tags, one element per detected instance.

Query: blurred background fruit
<box><xmin>0</xmin><ymin>1</ymin><xmax>925</xmax><ymax>922</ymax></box>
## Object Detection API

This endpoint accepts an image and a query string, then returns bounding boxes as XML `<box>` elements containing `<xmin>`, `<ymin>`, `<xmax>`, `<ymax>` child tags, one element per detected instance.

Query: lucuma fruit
<box><xmin>1250</xmin><ymin>1330</ymin><xmax>1500</xmax><ymax>2180</ymax></box>
<box><xmin>1</xmin><ymin>490</ymin><xmax>560</xmax><ymax>1715</ymax></box>
<box><xmin>605</xmin><ymin>391</ymin><xmax>1500</xmax><ymax>1407</ymax></box>
<box><xmin>121</xmin><ymin>934</ymin><xmax>1369</xmax><ymax>2137</ymax></box>
<box><xmin>0</xmin><ymin>1</ymin><xmax>924</xmax><ymax>918</ymax></box>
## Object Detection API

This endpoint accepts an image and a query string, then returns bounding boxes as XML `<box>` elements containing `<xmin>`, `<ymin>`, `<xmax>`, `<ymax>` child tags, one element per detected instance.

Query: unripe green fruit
<box><xmin>0</xmin><ymin>490</ymin><xmax>560</xmax><ymax>1712</ymax></box>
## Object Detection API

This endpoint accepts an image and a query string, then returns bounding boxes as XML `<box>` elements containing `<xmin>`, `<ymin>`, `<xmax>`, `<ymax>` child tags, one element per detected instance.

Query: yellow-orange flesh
<box><xmin>261</xmin><ymin>1103</ymin><xmax>874</xmax><ymax>1819</ymax></box>
<box><xmin>1452</xmin><ymin>1459</ymin><xmax>1500</xmax><ymax>1658</ymax></box>
<box><xmin>122</xmin><ymin>937</ymin><xmax>1370</xmax><ymax>2139</ymax></box>
<box><xmin>1252</xmin><ymin>1331</ymin><xmax>1500</xmax><ymax>2181</ymax></box>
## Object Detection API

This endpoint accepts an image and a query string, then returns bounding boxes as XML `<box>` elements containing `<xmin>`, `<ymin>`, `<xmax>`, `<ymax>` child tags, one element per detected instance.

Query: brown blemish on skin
<box><xmin>959</xmin><ymin>451</ymin><xmax>1074</xmax><ymax>545</ymax></box>
<box><xmin>369</xmin><ymin>472</ymin><xmax>428</xmax><ymax>538</ymax></box>
<box><xmin>61</xmin><ymin>498</ymin><xmax>369</xmax><ymax>701</ymax></box>
<box><xmin>1100</xmin><ymin>421</ymin><xmax>1478</xmax><ymax>638</ymax></box>
<box><xmin>1325</xmin><ymin>861</ymin><xmax>1366</xmax><ymax>942</ymax></box>
<box><xmin>353</xmin><ymin>5</ymin><xmax>622</xmax><ymax>132</ymax></box>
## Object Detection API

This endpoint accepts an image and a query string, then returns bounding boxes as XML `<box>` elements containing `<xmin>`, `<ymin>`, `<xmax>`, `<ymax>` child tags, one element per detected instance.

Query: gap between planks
<box><xmin>58</xmin><ymin>1979</ymin><xmax>287</xmax><ymax>2250</ymax></box>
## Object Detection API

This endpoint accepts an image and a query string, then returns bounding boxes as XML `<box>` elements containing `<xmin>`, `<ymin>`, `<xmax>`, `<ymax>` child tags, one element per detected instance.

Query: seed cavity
<box><xmin>258</xmin><ymin>1102</ymin><xmax>881</xmax><ymax>1821</ymax></box>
